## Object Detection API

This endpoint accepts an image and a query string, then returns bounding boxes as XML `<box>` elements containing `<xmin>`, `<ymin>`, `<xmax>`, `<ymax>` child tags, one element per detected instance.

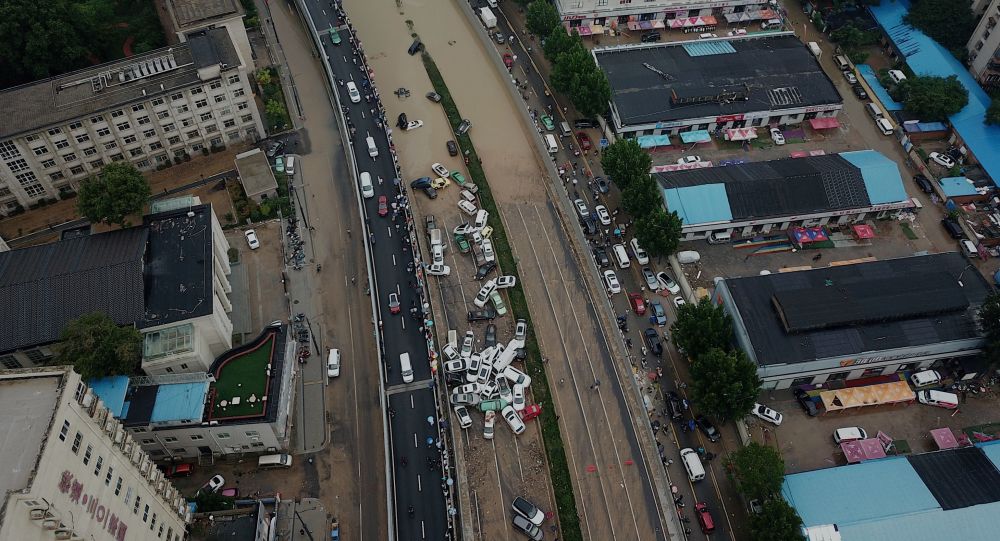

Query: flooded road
<box><xmin>342</xmin><ymin>1</ymin><xmax>672</xmax><ymax>540</ymax></box>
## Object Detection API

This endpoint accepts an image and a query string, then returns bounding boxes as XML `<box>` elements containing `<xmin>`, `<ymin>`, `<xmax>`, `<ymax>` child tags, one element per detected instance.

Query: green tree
<box><xmin>635</xmin><ymin>209</ymin><xmax>682</xmax><ymax>258</ymax></box>
<box><xmin>0</xmin><ymin>0</ymin><xmax>91</xmax><ymax>88</ymax></box>
<box><xmin>749</xmin><ymin>498</ymin><xmax>805</xmax><ymax>541</ymax></box>
<box><xmin>77</xmin><ymin>162</ymin><xmax>151</xmax><ymax>227</ymax></box>
<box><xmin>905</xmin><ymin>0</ymin><xmax>976</xmax><ymax>54</ymax></box>
<box><xmin>899</xmin><ymin>76</ymin><xmax>969</xmax><ymax>120</ymax></box>
<box><xmin>690</xmin><ymin>348</ymin><xmax>761</xmax><ymax>421</ymax></box>
<box><xmin>726</xmin><ymin>442</ymin><xmax>786</xmax><ymax>500</ymax></box>
<box><xmin>265</xmin><ymin>99</ymin><xmax>288</xmax><ymax>128</ymax></box>
<box><xmin>671</xmin><ymin>298</ymin><xmax>733</xmax><ymax>359</ymax></box>
<box><xmin>569</xmin><ymin>67</ymin><xmax>612</xmax><ymax>119</ymax></box>
<box><xmin>55</xmin><ymin>312</ymin><xmax>142</xmax><ymax>380</ymax></box>
<box><xmin>987</xmin><ymin>97</ymin><xmax>1000</xmax><ymax>126</ymax></box>
<box><xmin>543</xmin><ymin>24</ymin><xmax>582</xmax><ymax>62</ymax></box>
<box><xmin>979</xmin><ymin>292</ymin><xmax>1000</xmax><ymax>368</ymax></box>
<box><xmin>255</xmin><ymin>68</ymin><xmax>274</xmax><ymax>87</ymax></box>
<box><xmin>621</xmin><ymin>174</ymin><xmax>662</xmax><ymax>217</ymax></box>
<box><xmin>830</xmin><ymin>23</ymin><xmax>875</xmax><ymax>50</ymax></box>
<box><xmin>550</xmin><ymin>44</ymin><xmax>593</xmax><ymax>94</ymax></box>
<box><xmin>600</xmin><ymin>139</ymin><xmax>651</xmax><ymax>192</ymax></box>
<box><xmin>526</xmin><ymin>1</ymin><xmax>561</xmax><ymax>38</ymax></box>
<box><xmin>193</xmin><ymin>491</ymin><xmax>236</xmax><ymax>512</ymax></box>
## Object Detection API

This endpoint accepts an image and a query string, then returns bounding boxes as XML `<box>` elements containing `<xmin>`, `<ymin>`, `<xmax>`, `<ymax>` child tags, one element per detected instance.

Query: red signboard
<box><xmin>716</xmin><ymin>114</ymin><xmax>745</xmax><ymax>123</ymax></box>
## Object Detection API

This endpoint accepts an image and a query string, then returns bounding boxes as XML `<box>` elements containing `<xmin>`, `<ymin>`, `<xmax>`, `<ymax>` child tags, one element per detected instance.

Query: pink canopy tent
<box><xmin>724</xmin><ymin>127</ymin><xmax>757</xmax><ymax>141</ymax></box>
<box><xmin>841</xmin><ymin>439</ymin><xmax>888</xmax><ymax>464</ymax></box>
<box><xmin>669</xmin><ymin>16</ymin><xmax>717</xmax><ymax>28</ymax></box>
<box><xmin>930</xmin><ymin>428</ymin><xmax>959</xmax><ymax>450</ymax></box>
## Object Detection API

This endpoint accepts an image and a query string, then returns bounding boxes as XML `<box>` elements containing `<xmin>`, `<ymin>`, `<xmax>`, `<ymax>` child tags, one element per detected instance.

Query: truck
<box><xmin>479</xmin><ymin>7</ymin><xmax>497</xmax><ymax>29</ymax></box>
<box><xmin>807</xmin><ymin>41</ymin><xmax>822</xmax><ymax>60</ymax></box>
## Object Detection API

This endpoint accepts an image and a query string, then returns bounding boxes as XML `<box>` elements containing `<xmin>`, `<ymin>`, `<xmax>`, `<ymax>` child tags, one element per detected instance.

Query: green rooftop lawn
<box><xmin>209</xmin><ymin>333</ymin><xmax>275</xmax><ymax>419</ymax></box>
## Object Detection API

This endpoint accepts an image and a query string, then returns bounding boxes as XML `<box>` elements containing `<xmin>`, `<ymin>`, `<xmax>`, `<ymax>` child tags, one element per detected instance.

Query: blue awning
<box><xmin>680</xmin><ymin>130</ymin><xmax>711</xmax><ymax>144</ymax></box>
<box><xmin>637</xmin><ymin>134</ymin><xmax>671</xmax><ymax>149</ymax></box>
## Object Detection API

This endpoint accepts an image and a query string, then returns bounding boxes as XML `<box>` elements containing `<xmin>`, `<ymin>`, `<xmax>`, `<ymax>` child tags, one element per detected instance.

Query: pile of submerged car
<box><xmin>447</xmin><ymin>319</ymin><xmax>541</xmax><ymax>441</ymax></box>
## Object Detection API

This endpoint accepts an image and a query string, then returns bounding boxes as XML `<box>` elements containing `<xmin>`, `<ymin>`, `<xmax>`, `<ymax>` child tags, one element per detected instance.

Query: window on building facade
<box><xmin>186</xmin><ymin>130</ymin><xmax>200</xmax><ymax>139</ymax></box>
<box><xmin>143</xmin><ymin>129</ymin><xmax>156</xmax><ymax>138</ymax></box>
<box><xmin>205</xmin><ymin>125</ymin><xmax>218</xmax><ymax>134</ymax></box>
<box><xmin>137</xmin><ymin>116</ymin><xmax>151</xmax><ymax>125</ymax></box>
<box><xmin>176</xmin><ymin>104</ymin><xmax>189</xmax><ymax>114</ymax></box>
<box><xmin>124</xmin><ymin>486</ymin><xmax>133</xmax><ymax>505</ymax></box>
<box><xmin>190</xmin><ymin>434</ymin><xmax>204</xmax><ymax>441</ymax></box>
<box><xmin>54</xmin><ymin>139</ymin><xmax>69</xmax><ymax>150</ymax></box>
<box><xmin>227</xmin><ymin>131</ymin><xmax>240</xmax><ymax>141</ymax></box>
<box><xmin>32</xmin><ymin>146</ymin><xmax>50</xmax><ymax>156</ymax></box>
<box><xmin>162</xmin><ymin>122</ymin><xmax>175</xmax><ymax>132</ymax></box>
<box><xmin>68</xmin><ymin>121</ymin><xmax>83</xmax><ymax>130</ymax></box>
<box><xmin>228</xmin><ymin>75</ymin><xmax>240</xmax><ymax>84</ymax></box>
<box><xmin>141</xmin><ymin>439</ymin><xmax>155</xmax><ymax>445</ymax></box>
<box><xmin>115</xmin><ymin>477</ymin><xmax>123</xmax><ymax>495</ymax></box>
<box><xmin>195</xmin><ymin>99</ymin><xmax>208</xmax><ymax>108</ymax></box>
<box><xmin>110</xmin><ymin>153</ymin><xmax>124</xmax><ymax>162</ymax></box>
<box><xmin>210</xmin><ymin>137</ymin><xmax>223</xmax><ymax>146</ymax></box>
<box><xmin>199</xmin><ymin>112</ymin><xmax>213</xmax><ymax>122</ymax></box>
<box><xmin>133</xmin><ymin>495</ymin><xmax>141</xmax><ymax>514</ymax></box>
<box><xmin>157</xmin><ymin>110</ymin><xmax>170</xmax><ymax>120</ymax></box>
<box><xmin>132</xmin><ymin>104</ymin><xmax>145</xmax><ymax>112</ymax></box>
<box><xmin>171</xmin><ymin>92</ymin><xmax>184</xmax><ymax>101</ymax></box>
<box><xmin>59</xmin><ymin>420</ymin><xmax>69</xmax><ymax>441</ymax></box>
<box><xmin>94</xmin><ymin>456</ymin><xmax>103</xmax><ymax>476</ymax></box>
<box><xmin>129</xmin><ymin>148</ymin><xmax>143</xmax><ymax>157</ymax></box>
<box><xmin>75</xmin><ymin>134</ymin><xmax>90</xmax><ymax>144</ymax></box>
<box><xmin>223</xmin><ymin>119</ymin><xmax>236</xmax><ymax>128</ymax></box>
<box><xmin>62</xmin><ymin>153</ymin><xmax>77</xmax><ymax>162</ymax></box>
<box><xmin>136</xmin><ymin>159</ymin><xmax>151</xmax><ymax>168</ymax></box>
<box><xmin>90</xmin><ymin>115</ymin><xmax>105</xmax><ymax>124</ymax></box>
<box><xmin>214</xmin><ymin>94</ymin><xmax>226</xmax><ymax>103</ymax></box>
<box><xmin>97</xmin><ymin>127</ymin><xmax>111</xmax><ymax>137</ymax></box>
<box><xmin>191</xmin><ymin>87</ymin><xmax>204</xmax><ymax>95</ymax></box>
<box><xmin>115</xmin><ymin>121</ymin><xmax>131</xmax><ymax>131</ymax></box>
<box><xmin>164</xmin><ymin>436</ymin><xmax>178</xmax><ymax>443</ymax></box>
<box><xmin>47</xmin><ymin>127</ymin><xmax>62</xmax><ymax>136</ymax></box>
<box><xmin>83</xmin><ymin>444</ymin><xmax>92</xmax><ymax>465</ymax></box>
<box><xmin>70</xmin><ymin>165</ymin><xmax>86</xmax><ymax>175</ymax></box>
<box><xmin>6</xmin><ymin>158</ymin><xmax>28</xmax><ymax>172</ymax></box>
<box><xmin>111</xmin><ymin>110</ymin><xmax>125</xmax><ymax>118</ymax></box>
<box><xmin>167</xmin><ymin>136</ymin><xmax>181</xmax><ymax>145</ymax></box>
<box><xmin>180</xmin><ymin>118</ymin><xmax>193</xmax><ymax>128</ymax></box>
<box><xmin>149</xmin><ymin>142</ymin><xmax>163</xmax><ymax>150</ymax></box>
<box><xmin>217</xmin><ymin>432</ymin><xmax>230</xmax><ymax>439</ymax></box>
<box><xmin>25</xmin><ymin>134</ymin><xmax>39</xmax><ymax>142</ymax></box>
<box><xmin>41</xmin><ymin>158</ymin><xmax>56</xmax><ymax>167</ymax></box>
<box><xmin>105</xmin><ymin>466</ymin><xmax>113</xmax><ymax>486</ymax></box>
<box><xmin>210</xmin><ymin>81</ymin><xmax>222</xmax><ymax>90</ymax></box>
<box><xmin>104</xmin><ymin>141</ymin><xmax>118</xmax><ymax>150</ymax></box>
<box><xmin>143</xmin><ymin>504</ymin><xmax>149</xmax><ymax>522</ymax></box>
<box><xmin>49</xmin><ymin>172</ymin><xmax>65</xmax><ymax>181</ymax></box>
<box><xmin>233</xmin><ymin>88</ymin><xmax>245</xmax><ymax>97</ymax></box>
<box><xmin>237</xmin><ymin>101</ymin><xmax>248</xmax><ymax>111</ymax></box>
<box><xmin>152</xmin><ymin>97</ymin><xmax>165</xmax><ymax>106</ymax></box>
<box><xmin>0</xmin><ymin>140</ymin><xmax>21</xmax><ymax>160</ymax></box>
<box><xmin>90</xmin><ymin>159</ymin><xmax>104</xmax><ymax>169</ymax></box>
<box><xmin>123</xmin><ymin>135</ymin><xmax>137</xmax><ymax>144</ymax></box>
<box><xmin>71</xmin><ymin>432</ymin><xmax>82</xmax><ymax>453</ymax></box>
<box><xmin>15</xmin><ymin>172</ymin><xmax>45</xmax><ymax>197</ymax></box>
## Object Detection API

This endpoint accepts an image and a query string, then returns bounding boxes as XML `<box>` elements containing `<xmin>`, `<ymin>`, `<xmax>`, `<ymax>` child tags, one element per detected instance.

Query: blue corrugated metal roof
<box><xmin>939</xmin><ymin>176</ymin><xmax>978</xmax><ymax>197</ymax></box>
<box><xmin>857</xmin><ymin>64</ymin><xmax>904</xmax><ymax>111</ymax></box>
<box><xmin>869</xmin><ymin>0</ymin><xmax>1000</xmax><ymax>187</ymax></box>
<box><xmin>88</xmin><ymin>376</ymin><xmax>130</xmax><ymax>417</ymax></box>
<box><xmin>663</xmin><ymin>184</ymin><xmax>732</xmax><ymax>225</ymax></box>
<box><xmin>979</xmin><ymin>440</ymin><xmax>1000</xmax><ymax>468</ymax></box>
<box><xmin>782</xmin><ymin>456</ymin><xmax>940</xmax><ymax>527</ymax></box>
<box><xmin>837</xmin><ymin>503</ymin><xmax>1000</xmax><ymax>541</ymax></box>
<box><xmin>839</xmin><ymin>150</ymin><xmax>909</xmax><ymax>204</ymax></box>
<box><xmin>681</xmin><ymin>41</ymin><xmax>736</xmax><ymax>57</ymax></box>
<box><xmin>150</xmin><ymin>382</ymin><xmax>209</xmax><ymax>423</ymax></box>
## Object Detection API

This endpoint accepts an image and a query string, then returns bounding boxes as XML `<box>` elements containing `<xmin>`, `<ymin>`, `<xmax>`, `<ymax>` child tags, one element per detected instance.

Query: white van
<box><xmin>359</xmin><ymin>172</ymin><xmax>374</xmax><ymax>199</ymax></box>
<box><xmin>834</xmin><ymin>55</ymin><xmax>851</xmax><ymax>71</ymax></box>
<box><xmin>327</xmin><ymin>348</ymin><xmax>341</xmax><ymax>378</ymax></box>
<box><xmin>910</xmin><ymin>369</ymin><xmax>941</xmax><ymax>388</ymax></box>
<box><xmin>961</xmin><ymin>239</ymin><xmax>980</xmax><ymax>258</ymax></box>
<box><xmin>545</xmin><ymin>134</ymin><xmax>558</xmax><ymax>154</ymax></box>
<box><xmin>888</xmin><ymin>69</ymin><xmax>907</xmax><ymax>84</ymax></box>
<box><xmin>708</xmin><ymin>231</ymin><xmax>732</xmax><ymax>244</ymax></box>
<box><xmin>366</xmin><ymin>136</ymin><xmax>378</xmax><ymax>158</ymax></box>
<box><xmin>400</xmin><ymin>352</ymin><xmax>414</xmax><ymax>383</ymax></box>
<box><xmin>875</xmin><ymin>118</ymin><xmax>893</xmax><ymax>136</ymax></box>
<box><xmin>286</xmin><ymin>156</ymin><xmax>296</xmax><ymax>175</ymax></box>
<box><xmin>611</xmin><ymin>243</ymin><xmax>630</xmax><ymax>268</ymax></box>
<box><xmin>258</xmin><ymin>454</ymin><xmax>293</xmax><ymax>469</ymax></box>
<box><xmin>629</xmin><ymin>237</ymin><xmax>650</xmax><ymax>265</ymax></box>
<box><xmin>680</xmin><ymin>448</ymin><xmax>705</xmax><ymax>482</ymax></box>
<box><xmin>918</xmin><ymin>389</ymin><xmax>959</xmax><ymax>409</ymax></box>
<box><xmin>474</xmin><ymin>209</ymin><xmax>490</xmax><ymax>230</ymax></box>
<box><xmin>560</xmin><ymin>121</ymin><xmax>572</xmax><ymax>137</ymax></box>
<box><xmin>761</xmin><ymin>18</ymin><xmax>782</xmax><ymax>29</ymax></box>
<box><xmin>865</xmin><ymin>102</ymin><xmax>884</xmax><ymax>119</ymax></box>
<box><xmin>458</xmin><ymin>199</ymin><xmax>478</xmax><ymax>216</ymax></box>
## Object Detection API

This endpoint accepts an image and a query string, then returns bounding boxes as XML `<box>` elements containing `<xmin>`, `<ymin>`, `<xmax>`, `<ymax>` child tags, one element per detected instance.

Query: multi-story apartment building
<box><xmin>0</xmin><ymin>28</ymin><xmax>264</xmax><ymax>215</ymax></box>
<box><xmin>968</xmin><ymin>0</ymin><xmax>1000</xmax><ymax>91</ymax></box>
<box><xmin>554</xmin><ymin>0</ymin><xmax>780</xmax><ymax>33</ymax></box>
<box><xmin>0</xmin><ymin>366</ymin><xmax>189</xmax><ymax>541</ymax></box>
<box><xmin>0</xmin><ymin>199</ymin><xmax>233</xmax><ymax>375</ymax></box>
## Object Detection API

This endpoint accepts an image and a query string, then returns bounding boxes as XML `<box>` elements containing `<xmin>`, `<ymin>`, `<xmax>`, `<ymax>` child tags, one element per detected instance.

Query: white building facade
<box><xmin>554</xmin><ymin>0</ymin><xmax>780</xmax><ymax>32</ymax></box>
<box><xmin>967</xmin><ymin>0</ymin><xmax>1000</xmax><ymax>92</ymax></box>
<box><xmin>0</xmin><ymin>367</ymin><xmax>188</xmax><ymax>541</ymax></box>
<box><xmin>0</xmin><ymin>29</ymin><xmax>264</xmax><ymax>215</ymax></box>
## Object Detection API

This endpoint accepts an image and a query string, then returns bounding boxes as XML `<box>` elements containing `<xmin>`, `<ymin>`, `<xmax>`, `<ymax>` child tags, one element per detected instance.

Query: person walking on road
<box><xmin>590</xmin><ymin>379</ymin><xmax>600</xmax><ymax>390</ymax></box>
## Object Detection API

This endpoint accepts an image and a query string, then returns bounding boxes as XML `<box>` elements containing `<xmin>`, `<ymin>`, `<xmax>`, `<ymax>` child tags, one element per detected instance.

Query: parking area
<box><xmin>756</xmin><ymin>387</ymin><xmax>1000</xmax><ymax>474</ymax></box>
<box><xmin>224</xmin><ymin>221</ymin><xmax>289</xmax><ymax>339</ymax></box>
<box><xmin>166</xmin><ymin>458</ymin><xmax>314</xmax><ymax>502</ymax></box>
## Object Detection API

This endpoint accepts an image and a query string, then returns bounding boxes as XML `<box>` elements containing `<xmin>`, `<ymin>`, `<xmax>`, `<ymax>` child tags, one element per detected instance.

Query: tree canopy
<box><xmin>726</xmin><ymin>442</ymin><xmax>786</xmax><ymax>500</ymax></box>
<box><xmin>542</xmin><ymin>24</ymin><xmax>582</xmax><ymax>61</ymax></box>
<box><xmin>830</xmin><ymin>23</ymin><xmax>877</xmax><ymax>64</ymax></box>
<box><xmin>987</xmin><ymin>98</ymin><xmax>1000</xmax><ymax>126</ymax></box>
<box><xmin>899</xmin><ymin>76</ymin><xmax>969</xmax><ymax>121</ymax></box>
<box><xmin>600</xmin><ymin>139</ymin><xmax>651</xmax><ymax>192</ymax></box>
<box><xmin>670</xmin><ymin>299</ymin><xmax>733</xmax><ymax>359</ymax></box>
<box><xmin>634</xmin><ymin>209</ymin><xmax>683</xmax><ymax>259</ymax></box>
<box><xmin>749</xmin><ymin>498</ymin><xmax>806</xmax><ymax>541</ymax></box>
<box><xmin>904</xmin><ymin>0</ymin><xmax>976</xmax><ymax>55</ymax></box>
<box><xmin>78</xmin><ymin>162</ymin><xmax>151</xmax><ymax>227</ymax></box>
<box><xmin>549</xmin><ymin>40</ymin><xmax>611</xmax><ymax>119</ymax></box>
<box><xmin>621</xmin><ymin>174</ymin><xmax>662</xmax><ymax>218</ymax></box>
<box><xmin>526</xmin><ymin>1</ymin><xmax>561</xmax><ymax>38</ymax></box>
<box><xmin>690</xmin><ymin>348</ymin><xmax>761</xmax><ymax>422</ymax></box>
<box><xmin>56</xmin><ymin>312</ymin><xmax>142</xmax><ymax>380</ymax></box>
<box><xmin>0</xmin><ymin>0</ymin><xmax>165</xmax><ymax>89</ymax></box>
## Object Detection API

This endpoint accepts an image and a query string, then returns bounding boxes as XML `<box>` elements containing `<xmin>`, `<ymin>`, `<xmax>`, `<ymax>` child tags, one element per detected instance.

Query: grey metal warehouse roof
<box><xmin>0</xmin><ymin>228</ymin><xmax>149</xmax><ymax>353</ymax></box>
<box><xmin>725</xmin><ymin>252</ymin><xmax>992</xmax><ymax>366</ymax></box>
<box><xmin>595</xmin><ymin>34</ymin><xmax>842</xmax><ymax>127</ymax></box>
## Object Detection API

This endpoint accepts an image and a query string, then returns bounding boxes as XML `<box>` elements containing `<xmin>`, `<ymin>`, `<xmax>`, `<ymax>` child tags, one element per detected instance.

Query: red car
<box><xmin>502</xmin><ymin>53</ymin><xmax>514</xmax><ymax>70</ymax></box>
<box><xmin>377</xmin><ymin>195</ymin><xmax>388</xmax><ymax>216</ymax></box>
<box><xmin>388</xmin><ymin>292</ymin><xmax>401</xmax><ymax>314</ymax></box>
<box><xmin>520</xmin><ymin>403</ymin><xmax>542</xmax><ymax>422</ymax></box>
<box><xmin>577</xmin><ymin>132</ymin><xmax>592</xmax><ymax>151</ymax></box>
<box><xmin>695</xmin><ymin>502</ymin><xmax>715</xmax><ymax>534</ymax></box>
<box><xmin>628</xmin><ymin>293</ymin><xmax>646</xmax><ymax>315</ymax></box>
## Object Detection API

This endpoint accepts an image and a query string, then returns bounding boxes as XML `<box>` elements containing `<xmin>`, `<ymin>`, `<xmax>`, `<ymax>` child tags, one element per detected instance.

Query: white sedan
<box><xmin>244</xmin><ymin>229</ymin><xmax>260</xmax><ymax>250</ymax></box>
<box><xmin>677</xmin><ymin>155</ymin><xmax>701</xmax><ymax>165</ymax></box>
<box><xmin>453</xmin><ymin>405</ymin><xmax>473</xmax><ymax>429</ymax></box>
<box><xmin>751</xmin><ymin>403</ymin><xmax>783</xmax><ymax>426</ymax></box>
<box><xmin>595</xmin><ymin>205</ymin><xmax>612</xmax><ymax>226</ymax></box>
<box><xmin>673</xmin><ymin>296</ymin><xmax>687</xmax><ymax>308</ymax></box>
<box><xmin>656</xmin><ymin>271</ymin><xmax>681</xmax><ymax>294</ymax></box>
<box><xmin>603</xmin><ymin>270</ymin><xmax>621</xmax><ymax>294</ymax></box>
<box><xmin>405</xmin><ymin>120</ymin><xmax>424</xmax><ymax>131</ymax></box>
<box><xmin>202</xmin><ymin>474</ymin><xmax>225</xmax><ymax>493</ymax></box>
<box><xmin>770</xmin><ymin>128</ymin><xmax>785</xmax><ymax>145</ymax></box>
<box><xmin>496</xmin><ymin>275</ymin><xmax>517</xmax><ymax>289</ymax></box>
<box><xmin>431</xmin><ymin>162</ymin><xmax>450</xmax><ymax>177</ymax></box>
<box><xmin>512</xmin><ymin>384</ymin><xmax>526</xmax><ymax>411</ymax></box>
<box><xmin>929</xmin><ymin>152</ymin><xmax>956</xmax><ymax>168</ymax></box>
<box><xmin>501</xmin><ymin>405</ymin><xmax>526</xmax><ymax>435</ymax></box>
